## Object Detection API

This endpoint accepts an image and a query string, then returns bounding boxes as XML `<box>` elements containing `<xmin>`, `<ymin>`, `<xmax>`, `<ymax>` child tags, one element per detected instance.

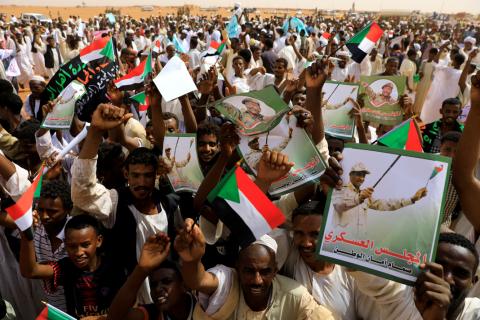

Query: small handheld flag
<box><xmin>425</xmin><ymin>165</ymin><xmax>444</xmax><ymax>188</ymax></box>
<box><xmin>5</xmin><ymin>165</ymin><xmax>44</xmax><ymax>232</ymax></box>
<box><xmin>36</xmin><ymin>301</ymin><xmax>76</xmax><ymax>320</ymax></box>
<box><xmin>429</xmin><ymin>165</ymin><xmax>443</xmax><ymax>180</ymax></box>
<box><xmin>377</xmin><ymin>118</ymin><xmax>423</xmax><ymax>152</ymax></box>
<box><xmin>114</xmin><ymin>51</ymin><xmax>152</xmax><ymax>91</ymax></box>
<box><xmin>319</xmin><ymin>32</ymin><xmax>332</xmax><ymax>46</ymax></box>
<box><xmin>79</xmin><ymin>36</ymin><xmax>115</xmax><ymax>64</ymax></box>
<box><xmin>203</xmin><ymin>40</ymin><xmax>227</xmax><ymax>58</ymax></box>
<box><xmin>173</xmin><ymin>35</ymin><xmax>186</xmax><ymax>54</ymax></box>
<box><xmin>208</xmin><ymin>166</ymin><xmax>286</xmax><ymax>248</ymax></box>
<box><xmin>130</xmin><ymin>91</ymin><xmax>149</xmax><ymax>111</ymax></box>
<box><xmin>346</xmin><ymin>22</ymin><xmax>383</xmax><ymax>63</ymax></box>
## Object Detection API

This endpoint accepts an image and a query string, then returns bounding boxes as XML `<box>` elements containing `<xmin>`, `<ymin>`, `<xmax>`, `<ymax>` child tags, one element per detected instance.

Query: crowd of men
<box><xmin>0</xmin><ymin>5</ymin><xmax>479</xmax><ymax>320</ymax></box>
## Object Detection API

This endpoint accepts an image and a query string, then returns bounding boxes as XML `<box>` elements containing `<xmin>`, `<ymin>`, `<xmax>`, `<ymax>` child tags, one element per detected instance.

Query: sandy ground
<box><xmin>0</xmin><ymin>5</ymin><xmax>317</xmax><ymax>20</ymax></box>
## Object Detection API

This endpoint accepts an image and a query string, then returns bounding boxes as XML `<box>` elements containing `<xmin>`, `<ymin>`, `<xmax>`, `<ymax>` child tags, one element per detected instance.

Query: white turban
<box><xmin>465</xmin><ymin>36</ymin><xmax>476</xmax><ymax>45</ymax></box>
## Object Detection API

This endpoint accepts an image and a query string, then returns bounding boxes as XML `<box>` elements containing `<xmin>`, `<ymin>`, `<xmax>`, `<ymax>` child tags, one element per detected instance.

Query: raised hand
<box><xmin>319</xmin><ymin>154</ymin><xmax>344</xmax><ymax>194</ymax></box>
<box><xmin>106</xmin><ymin>81</ymin><xmax>124</xmax><ymax>107</ymax></box>
<box><xmin>138</xmin><ymin>232</ymin><xmax>171</xmax><ymax>272</ymax></box>
<box><xmin>412</xmin><ymin>187</ymin><xmax>427</xmax><ymax>202</ymax></box>
<box><xmin>91</xmin><ymin>103</ymin><xmax>132</xmax><ymax>132</ymax></box>
<box><xmin>197</xmin><ymin>66</ymin><xmax>218</xmax><ymax>95</ymax></box>
<box><xmin>145</xmin><ymin>77</ymin><xmax>162</xmax><ymax>108</ymax></box>
<box><xmin>41</xmin><ymin>101</ymin><xmax>55</xmax><ymax>118</ymax></box>
<box><xmin>288</xmin><ymin>106</ymin><xmax>313</xmax><ymax>129</ymax></box>
<box><xmin>305</xmin><ymin>57</ymin><xmax>329</xmax><ymax>90</ymax></box>
<box><xmin>284</xmin><ymin>78</ymin><xmax>299</xmax><ymax>94</ymax></box>
<box><xmin>400</xmin><ymin>94</ymin><xmax>414</xmax><ymax>117</ymax></box>
<box><xmin>348</xmin><ymin>97</ymin><xmax>363</xmax><ymax>124</ymax></box>
<box><xmin>219</xmin><ymin>123</ymin><xmax>240</xmax><ymax>159</ymax></box>
<box><xmin>158</xmin><ymin>157</ymin><xmax>174</xmax><ymax>175</ymax></box>
<box><xmin>359</xmin><ymin>187</ymin><xmax>374</xmax><ymax>202</ymax></box>
<box><xmin>468</xmin><ymin>49</ymin><xmax>478</xmax><ymax>62</ymax></box>
<box><xmin>415</xmin><ymin>263</ymin><xmax>451</xmax><ymax>320</ymax></box>
<box><xmin>256</xmin><ymin>150</ymin><xmax>294</xmax><ymax>184</ymax></box>
<box><xmin>471</xmin><ymin>71</ymin><xmax>480</xmax><ymax>106</ymax></box>
<box><xmin>174</xmin><ymin>218</ymin><xmax>206</xmax><ymax>263</ymax></box>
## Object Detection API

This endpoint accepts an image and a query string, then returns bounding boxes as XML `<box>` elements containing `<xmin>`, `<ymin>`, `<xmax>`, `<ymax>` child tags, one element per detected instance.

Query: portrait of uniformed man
<box><xmin>362</xmin><ymin>81</ymin><xmax>398</xmax><ymax>108</ymax></box>
<box><xmin>161</xmin><ymin>143</ymin><xmax>192</xmax><ymax>184</ymax></box>
<box><xmin>223</xmin><ymin>97</ymin><xmax>275</xmax><ymax>132</ymax></box>
<box><xmin>244</xmin><ymin>128</ymin><xmax>293</xmax><ymax>171</ymax></box>
<box><xmin>332</xmin><ymin>162</ymin><xmax>427</xmax><ymax>237</ymax></box>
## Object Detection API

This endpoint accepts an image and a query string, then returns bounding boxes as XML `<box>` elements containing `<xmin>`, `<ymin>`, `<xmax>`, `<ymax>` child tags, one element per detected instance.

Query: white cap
<box><xmin>252</xmin><ymin>234</ymin><xmax>278</xmax><ymax>254</ymax></box>
<box><xmin>30</xmin><ymin>75</ymin><xmax>46</xmax><ymax>83</ymax></box>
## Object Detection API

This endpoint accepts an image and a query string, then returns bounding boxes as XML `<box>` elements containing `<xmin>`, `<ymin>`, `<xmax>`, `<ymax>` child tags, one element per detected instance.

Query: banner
<box><xmin>42</xmin><ymin>80</ymin><xmax>86</xmax><ymax>129</ymax></box>
<box><xmin>214</xmin><ymin>86</ymin><xmax>290</xmax><ymax>136</ymax></box>
<box><xmin>75</xmin><ymin>59</ymin><xmax>118</xmax><ymax>122</ymax></box>
<box><xmin>322</xmin><ymin>81</ymin><xmax>359</xmax><ymax>139</ymax></box>
<box><xmin>238</xmin><ymin>115</ymin><xmax>326</xmax><ymax>196</ymax></box>
<box><xmin>227</xmin><ymin>15</ymin><xmax>239</xmax><ymax>39</ymax></box>
<box><xmin>42</xmin><ymin>56</ymin><xmax>87</xmax><ymax>102</ymax></box>
<box><xmin>161</xmin><ymin>134</ymin><xmax>204</xmax><ymax>193</ymax></box>
<box><xmin>359</xmin><ymin>75</ymin><xmax>406</xmax><ymax>126</ymax></box>
<box><xmin>317</xmin><ymin>144</ymin><xmax>450</xmax><ymax>284</ymax></box>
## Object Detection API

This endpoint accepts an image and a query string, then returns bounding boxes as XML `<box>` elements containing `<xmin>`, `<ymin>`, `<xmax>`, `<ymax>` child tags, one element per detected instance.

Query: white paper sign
<box><xmin>6</xmin><ymin>59</ymin><xmax>20</xmax><ymax>77</ymax></box>
<box><xmin>153</xmin><ymin>56</ymin><xmax>197</xmax><ymax>102</ymax></box>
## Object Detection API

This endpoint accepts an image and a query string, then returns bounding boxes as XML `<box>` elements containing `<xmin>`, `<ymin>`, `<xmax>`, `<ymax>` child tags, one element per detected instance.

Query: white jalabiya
<box><xmin>15</xmin><ymin>42</ymin><xmax>34</xmax><ymax>87</ymax></box>
<box><xmin>420</xmin><ymin>65</ymin><xmax>461</xmax><ymax>124</ymax></box>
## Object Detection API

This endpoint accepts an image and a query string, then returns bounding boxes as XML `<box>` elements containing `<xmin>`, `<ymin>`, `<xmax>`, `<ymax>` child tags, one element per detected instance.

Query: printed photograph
<box><xmin>317</xmin><ymin>144</ymin><xmax>450</xmax><ymax>284</ymax></box>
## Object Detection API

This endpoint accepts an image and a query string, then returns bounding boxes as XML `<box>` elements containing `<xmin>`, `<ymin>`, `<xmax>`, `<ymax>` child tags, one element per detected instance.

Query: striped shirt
<box><xmin>34</xmin><ymin>223</ymin><xmax>68</xmax><ymax>312</ymax></box>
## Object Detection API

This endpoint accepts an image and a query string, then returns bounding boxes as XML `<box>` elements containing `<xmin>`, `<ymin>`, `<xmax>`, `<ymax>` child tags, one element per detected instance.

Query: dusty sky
<box><xmin>3</xmin><ymin>0</ymin><xmax>479</xmax><ymax>14</ymax></box>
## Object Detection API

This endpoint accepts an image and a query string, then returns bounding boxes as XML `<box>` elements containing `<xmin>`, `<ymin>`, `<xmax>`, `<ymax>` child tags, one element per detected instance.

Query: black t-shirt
<box><xmin>261</xmin><ymin>50</ymin><xmax>279</xmax><ymax>74</ymax></box>
<box><xmin>44</xmin><ymin>256</ymin><xmax>128</xmax><ymax>318</ymax></box>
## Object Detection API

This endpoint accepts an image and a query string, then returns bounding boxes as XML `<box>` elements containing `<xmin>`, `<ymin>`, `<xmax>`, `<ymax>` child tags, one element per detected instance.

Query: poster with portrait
<box><xmin>322</xmin><ymin>81</ymin><xmax>359</xmax><ymax>139</ymax></box>
<box><xmin>317</xmin><ymin>144</ymin><xmax>450</xmax><ymax>285</ymax></box>
<box><xmin>214</xmin><ymin>86</ymin><xmax>290</xmax><ymax>136</ymax></box>
<box><xmin>237</xmin><ymin>115</ymin><xmax>327</xmax><ymax>196</ymax></box>
<box><xmin>360</xmin><ymin>75</ymin><xmax>406</xmax><ymax>126</ymax></box>
<box><xmin>42</xmin><ymin>80</ymin><xmax>87</xmax><ymax>129</ymax></box>
<box><xmin>162</xmin><ymin>134</ymin><xmax>204</xmax><ymax>193</ymax></box>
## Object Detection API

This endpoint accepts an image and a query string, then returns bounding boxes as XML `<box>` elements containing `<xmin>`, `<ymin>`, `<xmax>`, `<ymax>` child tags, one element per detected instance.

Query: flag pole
<box><xmin>372</xmin><ymin>154</ymin><xmax>401</xmax><ymax>188</ymax></box>
<box><xmin>424</xmin><ymin>179</ymin><xmax>431</xmax><ymax>189</ymax></box>
<box><xmin>323</xmin><ymin>82</ymin><xmax>341</xmax><ymax>106</ymax></box>
<box><xmin>173</xmin><ymin>136</ymin><xmax>180</xmax><ymax>159</ymax></box>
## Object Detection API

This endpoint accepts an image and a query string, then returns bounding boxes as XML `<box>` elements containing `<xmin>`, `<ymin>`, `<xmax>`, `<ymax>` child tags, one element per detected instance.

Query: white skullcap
<box><xmin>336</xmin><ymin>50</ymin><xmax>351</xmax><ymax>58</ymax></box>
<box><xmin>252</xmin><ymin>234</ymin><xmax>278</xmax><ymax>254</ymax></box>
<box><xmin>30</xmin><ymin>75</ymin><xmax>46</xmax><ymax>83</ymax></box>
<box><xmin>413</xmin><ymin>43</ymin><xmax>421</xmax><ymax>51</ymax></box>
<box><xmin>465</xmin><ymin>36</ymin><xmax>476</xmax><ymax>45</ymax></box>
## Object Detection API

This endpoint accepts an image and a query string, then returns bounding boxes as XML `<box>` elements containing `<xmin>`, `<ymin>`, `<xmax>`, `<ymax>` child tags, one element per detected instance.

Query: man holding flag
<box><xmin>332</xmin><ymin>162</ymin><xmax>427</xmax><ymax>237</ymax></box>
<box><xmin>0</xmin><ymin>153</ymin><xmax>73</xmax><ymax>312</ymax></box>
<box><xmin>174</xmin><ymin>218</ymin><xmax>334</xmax><ymax>320</ymax></box>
